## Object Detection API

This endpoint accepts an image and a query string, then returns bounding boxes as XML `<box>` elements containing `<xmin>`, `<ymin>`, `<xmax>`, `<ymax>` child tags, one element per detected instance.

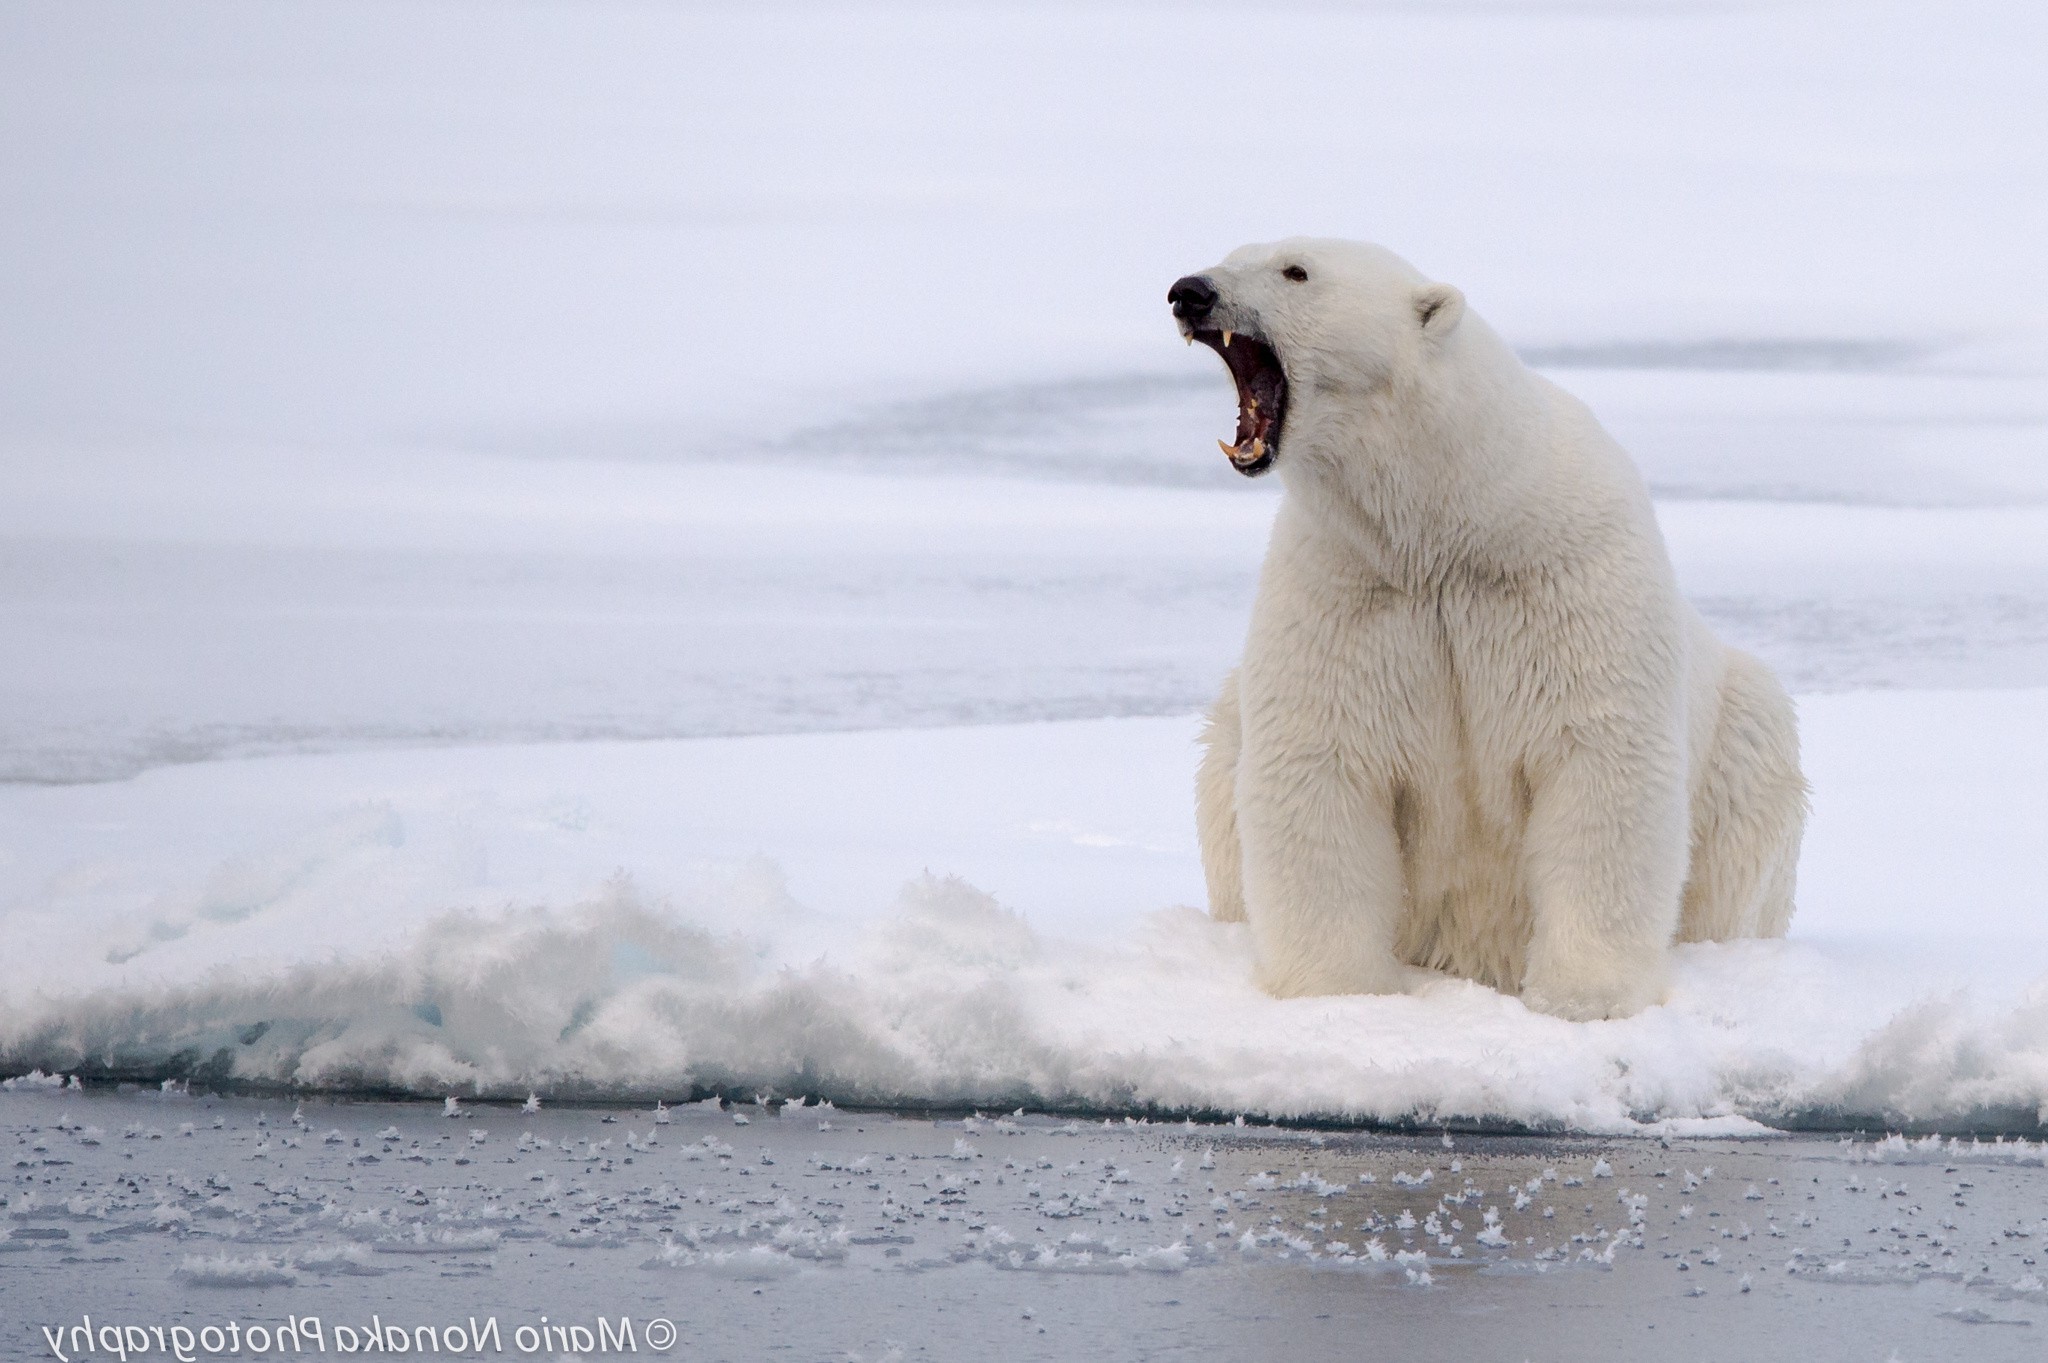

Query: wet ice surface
<box><xmin>7</xmin><ymin>1087</ymin><xmax>2048</xmax><ymax>1362</ymax></box>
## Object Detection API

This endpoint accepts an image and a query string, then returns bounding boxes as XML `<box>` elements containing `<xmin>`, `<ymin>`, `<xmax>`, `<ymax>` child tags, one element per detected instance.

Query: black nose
<box><xmin>1168</xmin><ymin>274</ymin><xmax>1218</xmax><ymax>322</ymax></box>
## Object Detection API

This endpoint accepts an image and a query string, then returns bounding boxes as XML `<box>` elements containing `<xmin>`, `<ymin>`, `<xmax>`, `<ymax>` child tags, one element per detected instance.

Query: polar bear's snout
<box><xmin>1167</xmin><ymin>274</ymin><xmax>1218</xmax><ymax>323</ymax></box>
<box><xmin>1169</xmin><ymin>272</ymin><xmax>1288</xmax><ymax>477</ymax></box>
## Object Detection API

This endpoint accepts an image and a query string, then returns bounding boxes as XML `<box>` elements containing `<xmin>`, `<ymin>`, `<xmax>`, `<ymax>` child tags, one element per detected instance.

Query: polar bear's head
<box><xmin>1168</xmin><ymin>238</ymin><xmax>1468</xmax><ymax>477</ymax></box>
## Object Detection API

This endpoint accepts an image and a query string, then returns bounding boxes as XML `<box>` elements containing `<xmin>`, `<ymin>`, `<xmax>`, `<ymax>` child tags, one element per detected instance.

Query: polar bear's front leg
<box><xmin>1195</xmin><ymin>671</ymin><xmax>1246</xmax><ymax>924</ymax></box>
<box><xmin>1518</xmin><ymin>743</ymin><xmax>1689</xmax><ymax>1021</ymax></box>
<box><xmin>1236</xmin><ymin>747</ymin><xmax>1409</xmax><ymax>998</ymax></box>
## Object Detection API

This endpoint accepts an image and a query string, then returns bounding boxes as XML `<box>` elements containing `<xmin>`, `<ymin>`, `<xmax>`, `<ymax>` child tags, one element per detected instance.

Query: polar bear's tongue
<box><xmin>1207</xmin><ymin>330</ymin><xmax>1287</xmax><ymax>477</ymax></box>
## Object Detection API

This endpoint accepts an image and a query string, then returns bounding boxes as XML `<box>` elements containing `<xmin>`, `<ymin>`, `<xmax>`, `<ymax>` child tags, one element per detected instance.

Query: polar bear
<box><xmin>1171</xmin><ymin>239</ymin><xmax>1806</xmax><ymax>1021</ymax></box>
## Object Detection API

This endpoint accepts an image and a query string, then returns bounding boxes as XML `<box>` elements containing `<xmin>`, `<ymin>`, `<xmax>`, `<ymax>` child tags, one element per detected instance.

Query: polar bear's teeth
<box><xmin>1250</xmin><ymin>437</ymin><xmax>1265</xmax><ymax>458</ymax></box>
<box><xmin>1219</xmin><ymin>439</ymin><xmax>1243</xmax><ymax>459</ymax></box>
<box><xmin>1222</xmin><ymin>330</ymin><xmax>1234</xmax><ymax>347</ymax></box>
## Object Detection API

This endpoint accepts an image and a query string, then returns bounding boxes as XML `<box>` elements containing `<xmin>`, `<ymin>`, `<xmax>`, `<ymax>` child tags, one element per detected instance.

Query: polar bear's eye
<box><xmin>1282</xmin><ymin>265</ymin><xmax>1308</xmax><ymax>282</ymax></box>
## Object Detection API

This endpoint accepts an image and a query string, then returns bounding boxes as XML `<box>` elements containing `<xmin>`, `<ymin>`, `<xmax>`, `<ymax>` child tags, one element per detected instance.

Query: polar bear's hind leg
<box><xmin>1678</xmin><ymin>650</ymin><xmax>1807</xmax><ymax>942</ymax></box>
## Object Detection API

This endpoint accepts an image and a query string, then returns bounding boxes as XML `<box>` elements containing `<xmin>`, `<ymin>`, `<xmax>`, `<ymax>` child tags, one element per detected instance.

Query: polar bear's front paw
<box><xmin>1519</xmin><ymin>968</ymin><xmax>1663</xmax><ymax>1022</ymax></box>
<box><xmin>1255</xmin><ymin>953</ymin><xmax>1408</xmax><ymax>1000</ymax></box>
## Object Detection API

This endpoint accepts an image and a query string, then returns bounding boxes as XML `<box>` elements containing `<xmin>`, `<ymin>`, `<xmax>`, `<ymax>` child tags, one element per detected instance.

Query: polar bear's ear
<box><xmin>1413</xmin><ymin>283</ymin><xmax>1465</xmax><ymax>337</ymax></box>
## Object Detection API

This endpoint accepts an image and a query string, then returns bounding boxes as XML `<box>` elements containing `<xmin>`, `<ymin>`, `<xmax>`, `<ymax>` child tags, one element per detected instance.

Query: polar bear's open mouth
<box><xmin>1196</xmin><ymin>329</ymin><xmax>1287</xmax><ymax>477</ymax></box>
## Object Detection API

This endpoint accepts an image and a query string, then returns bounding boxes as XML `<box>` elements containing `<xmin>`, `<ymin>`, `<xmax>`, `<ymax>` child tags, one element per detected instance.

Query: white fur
<box><xmin>1191</xmin><ymin>239</ymin><xmax>1806</xmax><ymax>1021</ymax></box>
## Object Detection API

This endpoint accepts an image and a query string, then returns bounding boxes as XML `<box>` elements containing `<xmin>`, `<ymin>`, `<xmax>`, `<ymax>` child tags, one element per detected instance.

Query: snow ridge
<box><xmin>5</xmin><ymin>875</ymin><xmax>2047</xmax><ymax>1133</ymax></box>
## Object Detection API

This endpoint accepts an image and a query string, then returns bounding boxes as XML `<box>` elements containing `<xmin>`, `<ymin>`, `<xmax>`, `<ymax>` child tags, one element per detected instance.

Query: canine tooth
<box><xmin>1222</xmin><ymin>330</ymin><xmax>1234</xmax><ymax>347</ymax></box>
<box><xmin>1218</xmin><ymin>439</ymin><xmax>1241</xmax><ymax>458</ymax></box>
<box><xmin>1251</xmin><ymin>437</ymin><xmax>1265</xmax><ymax>457</ymax></box>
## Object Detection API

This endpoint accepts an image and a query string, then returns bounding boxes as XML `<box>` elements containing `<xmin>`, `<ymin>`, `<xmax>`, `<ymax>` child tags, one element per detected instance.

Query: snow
<box><xmin>2</xmin><ymin>689</ymin><xmax>2047</xmax><ymax>1132</ymax></box>
<box><xmin>4</xmin><ymin>0</ymin><xmax>2047</xmax><ymax>781</ymax></box>
<box><xmin>3</xmin><ymin>0</ymin><xmax>2048</xmax><ymax>1135</ymax></box>
<box><xmin>172</xmin><ymin>1252</ymin><xmax>298</xmax><ymax>1288</ymax></box>
<box><xmin>4</xmin><ymin>0</ymin><xmax>2042</xmax><ymax>444</ymax></box>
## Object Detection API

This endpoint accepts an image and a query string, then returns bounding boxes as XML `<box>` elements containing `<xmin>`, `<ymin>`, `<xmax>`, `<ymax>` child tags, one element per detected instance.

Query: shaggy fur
<box><xmin>1188</xmin><ymin>239</ymin><xmax>1806</xmax><ymax>1021</ymax></box>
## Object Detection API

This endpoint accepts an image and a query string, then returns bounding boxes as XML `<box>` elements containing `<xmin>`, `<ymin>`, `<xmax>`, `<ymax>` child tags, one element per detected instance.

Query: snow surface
<box><xmin>4</xmin><ymin>0</ymin><xmax>2048</xmax><ymax>1133</ymax></box>
<box><xmin>3</xmin><ymin>690</ymin><xmax>2047</xmax><ymax>1132</ymax></box>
